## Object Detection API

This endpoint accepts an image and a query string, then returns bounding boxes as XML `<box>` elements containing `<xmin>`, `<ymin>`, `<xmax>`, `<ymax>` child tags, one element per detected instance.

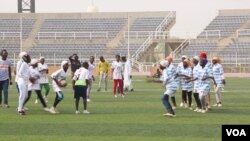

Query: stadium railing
<box><xmin>37</xmin><ymin>32</ymin><xmax>109</xmax><ymax>40</ymax></box>
<box><xmin>198</xmin><ymin>30</ymin><xmax>221</xmax><ymax>39</ymax></box>
<box><xmin>132</xmin><ymin>11</ymin><xmax>176</xmax><ymax>60</ymax></box>
<box><xmin>123</xmin><ymin>31</ymin><xmax>169</xmax><ymax>39</ymax></box>
<box><xmin>0</xmin><ymin>32</ymin><xmax>21</xmax><ymax>40</ymax></box>
<box><xmin>236</xmin><ymin>29</ymin><xmax>250</xmax><ymax>37</ymax></box>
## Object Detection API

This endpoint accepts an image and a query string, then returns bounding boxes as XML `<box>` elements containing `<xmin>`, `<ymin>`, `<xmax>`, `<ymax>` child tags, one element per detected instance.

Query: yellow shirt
<box><xmin>98</xmin><ymin>61</ymin><xmax>110</xmax><ymax>74</ymax></box>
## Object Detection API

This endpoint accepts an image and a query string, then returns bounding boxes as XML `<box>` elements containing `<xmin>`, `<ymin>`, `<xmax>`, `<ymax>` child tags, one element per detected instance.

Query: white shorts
<box><xmin>199</xmin><ymin>91</ymin><xmax>209</xmax><ymax>96</ymax></box>
<box><xmin>215</xmin><ymin>84</ymin><xmax>224</xmax><ymax>88</ymax></box>
<box><xmin>164</xmin><ymin>89</ymin><xmax>177</xmax><ymax>97</ymax></box>
<box><xmin>193</xmin><ymin>88</ymin><xmax>199</xmax><ymax>93</ymax></box>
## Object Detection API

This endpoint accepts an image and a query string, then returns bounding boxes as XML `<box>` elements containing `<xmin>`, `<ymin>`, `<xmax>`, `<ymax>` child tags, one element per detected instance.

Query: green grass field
<box><xmin>0</xmin><ymin>77</ymin><xmax>249</xmax><ymax>141</ymax></box>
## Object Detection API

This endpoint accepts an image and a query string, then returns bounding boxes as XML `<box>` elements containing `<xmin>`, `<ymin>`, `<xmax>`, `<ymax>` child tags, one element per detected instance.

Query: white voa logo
<box><xmin>226</xmin><ymin>129</ymin><xmax>246</xmax><ymax>136</ymax></box>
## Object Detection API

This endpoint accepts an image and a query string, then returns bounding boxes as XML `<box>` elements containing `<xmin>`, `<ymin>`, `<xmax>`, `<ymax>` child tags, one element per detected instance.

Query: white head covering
<box><xmin>193</xmin><ymin>56</ymin><xmax>200</xmax><ymax>61</ymax></box>
<box><xmin>160</xmin><ymin>60</ymin><xmax>169</xmax><ymax>67</ymax></box>
<box><xmin>61</xmin><ymin>61</ymin><xmax>68</xmax><ymax>68</ymax></box>
<box><xmin>212</xmin><ymin>56</ymin><xmax>219</xmax><ymax>60</ymax></box>
<box><xmin>30</xmin><ymin>59</ymin><xmax>38</xmax><ymax>65</ymax></box>
<box><xmin>19</xmin><ymin>52</ymin><xmax>27</xmax><ymax>59</ymax></box>
<box><xmin>181</xmin><ymin>55</ymin><xmax>188</xmax><ymax>59</ymax></box>
<box><xmin>39</xmin><ymin>56</ymin><xmax>45</xmax><ymax>60</ymax></box>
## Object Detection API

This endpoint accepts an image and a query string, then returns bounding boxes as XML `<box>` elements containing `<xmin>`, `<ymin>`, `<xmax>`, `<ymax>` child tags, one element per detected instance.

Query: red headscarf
<box><xmin>199</xmin><ymin>52</ymin><xmax>207</xmax><ymax>59</ymax></box>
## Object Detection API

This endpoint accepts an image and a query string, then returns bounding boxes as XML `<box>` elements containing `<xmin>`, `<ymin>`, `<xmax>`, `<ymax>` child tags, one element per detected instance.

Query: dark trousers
<box><xmin>162</xmin><ymin>94</ymin><xmax>175</xmax><ymax>115</ymax></box>
<box><xmin>24</xmin><ymin>90</ymin><xmax>47</xmax><ymax>108</ymax></box>
<box><xmin>0</xmin><ymin>79</ymin><xmax>9</xmax><ymax>105</ymax></box>
<box><xmin>182</xmin><ymin>90</ymin><xmax>192</xmax><ymax>107</ymax></box>
<box><xmin>193</xmin><ymin>93</ymin><xmax>202</xmax><ymax>109</ymax></box>
<box><xmin>53</xmin><ymin>91</ymin><xmax>64</xmax><ymax>108</ymax></box>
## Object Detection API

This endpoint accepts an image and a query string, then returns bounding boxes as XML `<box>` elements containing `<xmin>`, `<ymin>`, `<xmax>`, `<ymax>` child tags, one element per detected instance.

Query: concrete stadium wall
<box><xmin>0</xmin><ymin>11</ymin><xmax>171</xmax><ymax>19</ymax></box>
<box><xmin>219</xmin><ymin>9</ymin><xmax>250</xmax><ymax>16</ymax></box>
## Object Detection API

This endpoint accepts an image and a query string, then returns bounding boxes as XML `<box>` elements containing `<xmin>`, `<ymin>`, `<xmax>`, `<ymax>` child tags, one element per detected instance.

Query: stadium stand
<box><xmin>174</xmin><ymin>9</ymin><xmax>250</xmax><ymax>70</ymax></box>
<box><xmin>0</xmin><ymin>12</ymin><xmax>176</xmax><ymax>66</ymax></box>
<box><xmin>0</xmin><ymin>19</ymin><xmax>35</xmax><ymax>38</ymax></box>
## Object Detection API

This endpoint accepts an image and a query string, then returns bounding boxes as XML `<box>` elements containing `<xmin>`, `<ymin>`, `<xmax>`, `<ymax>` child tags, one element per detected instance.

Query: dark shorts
<box><xmin>74</xmin><ymin>86</ymin><xmax>87</xmax><ymax>99</ymax></box>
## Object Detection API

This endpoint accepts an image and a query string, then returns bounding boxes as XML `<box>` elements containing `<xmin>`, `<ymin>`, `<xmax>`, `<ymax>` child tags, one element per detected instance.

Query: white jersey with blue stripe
<box><xmin>198</xmin><ymin>62</ymin><xmax>213</xmax><ymax>93</ymax></box>
<box><xmin>213</xmin><ymin>63</ymin><xmax>224</xmax><ymax>86</ymax></box>
<box><xmin>193</xmin><ymin>64</ymin><xmax>201</xmax><ymax>92</ymax></box>
<box><xmin>179</xmin><ymin>66</ymin><xmax>193</xmax><ymax>91</ymax></box>
<box><xmin>176</xmin><ymin>62</ymin><xmax>183</xmax><ymax>74</ymax></box>
<box><xmin>162</xmin><ymin>64</ymin><xmax>178</xmax><ymax>92</ymax></box>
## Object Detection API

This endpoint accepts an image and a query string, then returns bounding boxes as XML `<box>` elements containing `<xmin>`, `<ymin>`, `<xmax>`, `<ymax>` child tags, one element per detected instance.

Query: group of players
<box><xmin>0</xmin><ymin>49</ymin><xmax>134</xmax><ymax>115</ymax></box>
<box><xmin>0</xmin><ymin>49</ymin><xmax>225</xmax><ymax>117</ymax></box>
<box><xmin>160</xmin><ymin>52</ymin><xmax>225</xmax><ymax>117</ymax></box>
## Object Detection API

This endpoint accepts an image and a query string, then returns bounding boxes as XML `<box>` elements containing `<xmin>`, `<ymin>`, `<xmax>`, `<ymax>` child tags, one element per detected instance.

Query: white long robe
<box><xmin>123</xmin><ymin>60</ymin><xmax>133</xmax><ymax>89</ymax></box>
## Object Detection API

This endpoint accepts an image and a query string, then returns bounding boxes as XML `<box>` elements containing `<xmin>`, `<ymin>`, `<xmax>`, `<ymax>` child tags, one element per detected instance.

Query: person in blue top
<box><xmin>188</xmin><ymin>58</ymin><xmax>216</xmax><ymax>113</ymax></box>
<box><xmin>199</xmin><ymin>52</ymin><xmax>213</xmax><ymax>109</ymax></box>
<box><xmin>165</xmin><ymin>56</ymin><xmax>178</xmax><ymax>109</ymax></box>
<box><xmin>160</xmin><ymin>60</ymin><xmax>178</xmax><ymax>117</ymax></box>
<box><xmin>176</xmin><ymin>59</ymin><xmax>193</xmax><ymax>110</ymax></box>
<box><xmin>176</xmin><ymin>55</ymin><xmax>188</xmax><ymax>107</ymax></box>
<box><xmin>212</xmin><ymin>57</ymin><xmax>225</xmax><ymax>107</ymax></box>
<box><xmin>191</xmin><ymin>56</ymin><xmax>202</xmax><ymax>112</ymax></box>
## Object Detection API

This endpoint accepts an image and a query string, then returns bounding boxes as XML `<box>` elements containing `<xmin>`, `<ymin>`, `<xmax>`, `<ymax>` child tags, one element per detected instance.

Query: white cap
<box><xmin>39</xmin><ymin>56</ymin><xmax>45</xmax><ymax>60</ymax></box>
<box><xmin>160</xmin><ymin>60</ymin><xmax>169</xmax><ymax>67</ymax></box>
<box><xmin>193</xmin><ymin>56</ymin><xmax>200</xmax><ymax>61</ymax></box>
<box><xmin>181</xmin><ymin>55</ymin><xmax>188</xmax><ymax>59</ymax></box>
<box><xmin>30</xmin><ymin>59</ymin><xmax>38</xmax><ymax>65</ymax></box>
<box><xmin>19</xmin><ymin>52</ymin><xmax>27</xmax><ymax>59</ymax></box>
<box><xmin>61</xmin><ymin>60</ymin><xmax>68</xmax><ymax>68</ymax></box>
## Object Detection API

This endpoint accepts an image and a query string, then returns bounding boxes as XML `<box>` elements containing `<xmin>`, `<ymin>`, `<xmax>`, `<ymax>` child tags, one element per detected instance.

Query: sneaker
<box><xmin>197</xmin><ymin>109</ymin><xmax>202</xmax><ymax>113</ymax></box>
<box><xmin>83</xmin><ymin>110</ymin><xmax>90</xmax><ymax>114</ymax></box>
<box><xmin>130</xmin><ymin>89</ymin><xmax>134</xmax><ymax>92</ymax></box>
<box><xmin>189</xmin><ymin>107</ymin><xmax>193</xmax><ymax>110</ymax></box>
<box><xmin>44</xmin><ymin>107</ymin><xmax>50</xmax><ymax>112</ymax></box>
<box><xmin>213</xmin><ymin>104</ymin><xmax>218</xmax><ymax>107</ymax></box>
<box><xmin>121</xmin><ymin>94</ymin><xmax>125</xmax><ymax>98</ymax></box>
<box><xmin>23</xmin><ymin>107</ymin><xmax>29</xmax><ymax>111</ymax></box>
<box><xmin>49</xmin><ymin>107</ymin><xmax>57</xmax><ymax>114</ymax></box>
<box><xmin>201</xmin><ymin>110</ymin><xmax>207</xmax><ymax>113</ymax></box>
<box><xmin>163</xmin><ymin>113</ymin><xmax>176</xmax><ymax>117</ymax></box>
<box><xmin>218</xmin><ymin>103</ymin><xmax>222</xmax><ymax>107</ymax></box>
<box><xmin>193</xmin><ymin>108</ymin><xmax>199</xmax><ymax>112</ymax></box>
<box><xmin>184</xmin><ymin>103</ymin><xmax>188</xmax><ymax>108</ymax></box>
<box><xmin>172</xmin><ymin>106</ymin><xmax>176</xmax><ymax>110</ymax></box>
<box><xmin>207</xmin><ymin>105</ymin><xmax>211</xmax><ymax>109</ymax></box>
<box><xmin>34</xmin><ymin>99</ymin><xmax>38</xmax><ymax>104</ymax></box>
<box><xmin>87</xmin><ymin>99</ymin><xmax>91</xmax><ymax>102</ymax></box>
<box><xmin>75</xmin><ymin>110</ymin><xmax>80</xmax><ymax>114</ymax></box>
<box><xmin>18</xmin><ymin>111</ymin><xmax>25</xmax><ymax>115</ymax></box>
<box><xmin>180</xmin><ymin>102</ymin><xmax>184</xmax><ymax>107</ymax></box>
<box><xmin>114</xmin><ymin>95</ymin><xmax>117</xmax><ymax>98</ymax></box>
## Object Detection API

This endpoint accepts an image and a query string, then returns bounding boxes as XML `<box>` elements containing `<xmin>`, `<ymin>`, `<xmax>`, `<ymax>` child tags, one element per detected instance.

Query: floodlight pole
<box><xmin>20</xmin><ymin>15</ymin><xmax>23</xmax><ymax>52</ymax></box>
<box><xmin>18</xmin><ymin>0</ymin><xmax>35</xmax><ymax>13</ymax></box>
<box><xmin>127</xmin><ymin>14</ymin><xmax>130</xmax><ymax>60</ymax></box>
